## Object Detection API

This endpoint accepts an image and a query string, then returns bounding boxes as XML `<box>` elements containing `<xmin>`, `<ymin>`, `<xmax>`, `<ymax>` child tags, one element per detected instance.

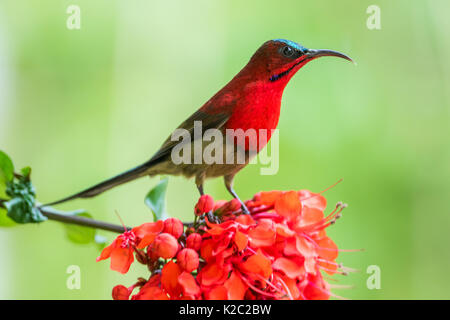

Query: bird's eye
<box><xmin>281</xmin><ymin>46</ymin><xmax>295</xmax><ymax>57</ymax></box>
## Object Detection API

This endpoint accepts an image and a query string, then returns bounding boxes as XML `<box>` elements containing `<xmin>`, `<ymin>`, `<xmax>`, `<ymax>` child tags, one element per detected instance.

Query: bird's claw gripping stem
<box><xmin>240</xmin><ymin>203</ymin><xmax>251</xmax><ymax>215</ymax></box>
<box><xmin>206</xmin><ymin>210</ymin><xmax>220</xmax><ymax>224</ymax></box>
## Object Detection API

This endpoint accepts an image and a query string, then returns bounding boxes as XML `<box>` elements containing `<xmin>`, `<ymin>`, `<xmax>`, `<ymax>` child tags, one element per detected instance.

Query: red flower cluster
<box><xmin>98</xmin><ymin>189</ymin><xmax>348</xmax><ymax>300</ymax></box>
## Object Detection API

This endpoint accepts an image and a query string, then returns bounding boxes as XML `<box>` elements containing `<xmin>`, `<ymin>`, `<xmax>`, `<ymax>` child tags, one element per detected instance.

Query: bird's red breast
<box><xmin>199</xmin><ymin>42</ymin><xmax>296</xmax><ymax>152</ymax></box>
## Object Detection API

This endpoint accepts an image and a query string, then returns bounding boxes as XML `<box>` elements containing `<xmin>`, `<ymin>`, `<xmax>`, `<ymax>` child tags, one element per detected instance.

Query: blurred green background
<box><xmin>0</xmin><ymin>0</ymin><xmax>449</xmax><ymax>299</ymax></box>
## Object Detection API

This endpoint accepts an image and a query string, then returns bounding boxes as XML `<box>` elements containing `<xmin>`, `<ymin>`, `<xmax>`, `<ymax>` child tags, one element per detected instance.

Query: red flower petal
<box><xmin>302</xmin><ymin>272</ymin><xmax>330</xmax><ymax>300</ymax></box>
<box><xmin>233</xmin><ymin>230</ymin><xmax>248</xmax><ymax>251</ymax></box>
<box><xmin>109</xmin><ymin>247</ymin><xmax>134</xmax><ymax>274</ymax></box>
<box><xmin>132</xmin><ymin>220</ymin><xmax>164</xmax><ymax>237</ymax></box>
<box><xmin>273</xmin><ymin>257</ymin><xmax>304</xmax><ymax>279</ymax></box>
<box><xmin>274</xmin><ymin>191</ymin><xmax>302</xmax><ymax>220</ymax></box>
<box><xmin>299</xmin><ymin>190</ymin><xmax>327</xmax><ymax>211</ymax></box>
<box><xmin>198</xmin><ymin>263</ymin><xmax>228</xmax><ymax>287</ymax></box>
<box><xmin>200</xmin><ymin>239</ymin><xmax>215</xmax><ymax>262</ymax></box>
<box><xmin>213</xmin><ymin>234</ymin><xmax>232</xmax><ymax>255</ymax></box>
<box><xmin>276</xmin><ymin>223</ymin><xmax>295</xmax><ymax>238</ymax></box>
<box><xmin>318</xmin><ymin>259</ymin><xmax>338</xmax><ymax>275</ymax></box>
<box><xmin>205</xmin><ymin>286</ymin><xmax>228</xmax><ymax>300</ymax></box>
<box><xmin>295</xmin><ymin>235</ymin><xmax>316</xmax><ymax>258</ymax></box>
<box><xmin>248</xmin><ymin>219</ymin><xmax>276</xmax><ymax>247</ymax></box>
<box><xmin>277</xmin><ymin>274</ymin><xmax>300</xmax><ymax>299</ymax></box>
<box><xmin>178</xmin><ymin>272</ymin><xmax>200</xmax><ymax>297</ymax></box>
<box><xmin>240</xmin><ymin>250</ymin><xmax>272</xmax><ymax>279</ymax></box>
<box><xmin>304</xmin><ymin>257</ymin><xmax>316</xmax><ymax>275</ymax></box>
<box><xmin>133</xmin><ymin>286</ymin><xmax>168</xmax><ymax>300</ymax></box>
<box><xmin>224</xmin><ymin>272</ymin><xmax>247</xmax><ymax>300</ymax></box>
<box><xmin>235</xmin><ymin>214</ymin><xmax>255</xmax><ymax>225</ymax></box>
<box><xmin>298</xmin><ymin>206</ymin><xmax>324</xmax><ymax>227</ymax></box>
<box><xmin>161</xmin><ymin>260</ymin><xmax>181</xmax><ymax>297</ymax></box>
<box><xmin>284</xmin><ymin>236</ymin><xmax>300</xmax><ymax>256</ymax></box>
<box><xmin>317</xmin><ymin>237</ymin><xmax>338</xmax><ymax>261</ymax></box>
<box><xmin>96</xmin><ymin>240</ymin><xmax>116</xmax><ymax>262</ymax></box>
<box><xmin>134</xmin><ymin>220</ymin><xmax>164</xmax><ymax>249</ymax></box>
<box><xmin>259</xmin><ymin>190</ymin><xmax>283</xmax><ymax>205</ymax></box>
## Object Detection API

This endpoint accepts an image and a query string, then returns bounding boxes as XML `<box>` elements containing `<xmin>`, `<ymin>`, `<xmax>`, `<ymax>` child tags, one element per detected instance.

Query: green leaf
<box><xmin>21</xmin><ymin>166</ymin><xmax>31</xmax><ymax>179</ymax></box>
<box><xmin>145</xmin><ymin>178</ymin><xmax>169</xmax><ymax>221</ymax></box>
<box><xmin>5</xmin><ymin>197</ymin><xmax>47</xmax><ymax>223</ymax></box>
<box><xmin>0</xmin><ymin>150</ymin><xmax>14</xmax><ymax>198</ymax></box>
<box><xmin>0</xmin><ymin>184</ymin><xmax>6</xmax><ymax>199</ymax></box>
<box><xmin>0</xmin><ymin>207</ymin><xmax>16</xmax><ymax>227</ymax></box>
<box><xmin>64</xmin><ymin>210</ymin><xmax>96</xmax><ymax>244</ymax></box>
<box><xmin>0</xmin><ymin>150</ymin><xmax>14</xmax><ymax>184</ymax></box>
<box><xmin>0</xmin><ymin>154</ymin><xmax>45</xmax><ymax>225</ymax></box>
<box><xmin>4</xmin><ymin>175</ymin><xmax>46</xmax><ymax>223</ymax></box>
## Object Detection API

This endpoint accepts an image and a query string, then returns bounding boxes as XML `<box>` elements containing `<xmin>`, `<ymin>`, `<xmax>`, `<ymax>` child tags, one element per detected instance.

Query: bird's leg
<box><xmin>195</xmin><ymin>173</ymin><xmax>205</xmax><ymax>196</ymax></box>
<box><xmin>224</xmin><ymin>174</ymin><xmax>250</xmax><ymax>215</ymax></box>
<box><xmin>197</xmin><ymin>184</ymin><xmax>204</xmax><ymax>196</ymax></box>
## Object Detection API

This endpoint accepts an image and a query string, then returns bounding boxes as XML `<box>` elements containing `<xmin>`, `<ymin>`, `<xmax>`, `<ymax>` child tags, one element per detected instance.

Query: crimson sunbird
<box><xmin>44</xmin><ymin>39</ymin><xmax>353</xmax><ymax>213</ymax></box>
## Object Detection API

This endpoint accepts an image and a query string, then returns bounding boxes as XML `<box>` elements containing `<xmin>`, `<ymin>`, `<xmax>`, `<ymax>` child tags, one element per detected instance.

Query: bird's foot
<box><xmin>241</xmin><ymin>203</ymin><xmax>250</xmax><ymax>215</ymax></box>
<box><xmin>206</xmin><ymin>210</ymin><xmax>220</xmax><ymax>224</ymax></box>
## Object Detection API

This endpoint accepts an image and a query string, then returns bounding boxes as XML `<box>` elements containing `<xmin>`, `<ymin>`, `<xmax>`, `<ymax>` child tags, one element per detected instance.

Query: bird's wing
<box><xmin>147</xmin><ymin>109</ymin><xmax>230</xmax><ymax>164</ymax></box>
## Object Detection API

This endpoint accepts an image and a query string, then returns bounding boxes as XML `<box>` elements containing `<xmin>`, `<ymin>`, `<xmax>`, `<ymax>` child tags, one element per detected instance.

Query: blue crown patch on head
<box><xmin>273</xmin><ymin>39</ymin><xmax>307</xmax><ymax>52</ymax></box>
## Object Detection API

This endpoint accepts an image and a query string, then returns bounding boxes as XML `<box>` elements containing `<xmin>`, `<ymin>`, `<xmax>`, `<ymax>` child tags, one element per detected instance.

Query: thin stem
<box><xmin>40</xmin><ymin>207</ymin><xmax>129</xmax><ymax>233</ymax></box>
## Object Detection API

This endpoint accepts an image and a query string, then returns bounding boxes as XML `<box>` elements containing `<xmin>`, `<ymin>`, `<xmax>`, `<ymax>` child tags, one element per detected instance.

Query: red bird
<box><xmin>45</xmin><ymin>39</ymin><xmax>352</xmax><ymax>213</ymax></box>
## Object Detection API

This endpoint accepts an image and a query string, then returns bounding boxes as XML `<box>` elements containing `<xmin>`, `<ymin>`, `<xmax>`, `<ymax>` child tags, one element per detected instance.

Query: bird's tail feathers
<box><xmin>41</xmin><ymin>163</ymin><xmax>150</xmax><ymax>207</ymax></box>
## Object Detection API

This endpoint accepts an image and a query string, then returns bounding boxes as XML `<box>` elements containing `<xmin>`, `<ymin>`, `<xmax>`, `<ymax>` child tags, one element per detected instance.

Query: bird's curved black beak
<box><xmin>305</xmin><ymin>49</ymin><xmax>354</xmax><ymax>64</ymax></box>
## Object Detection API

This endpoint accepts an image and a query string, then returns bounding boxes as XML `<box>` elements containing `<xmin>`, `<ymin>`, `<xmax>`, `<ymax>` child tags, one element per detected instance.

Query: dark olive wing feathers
<box><xmin>148</xmin><ymin>109</ymin><xmax>230</xmax><ymax>165</ymax></box>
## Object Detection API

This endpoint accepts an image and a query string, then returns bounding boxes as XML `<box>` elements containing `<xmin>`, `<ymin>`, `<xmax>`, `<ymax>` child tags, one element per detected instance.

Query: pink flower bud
<box><xmin>177</xmin><ymin>248</ymin><xmax>199</xmax><ymax>272</ymax></box>
<box><xmin>112</xmin><ymin>285</ymin><xmax>130</xmax><ymax>300</ymax></box>
<box><xmin>195</xmin><ymin>194</ymin><xmax>214</xmax><ymax>216</ymax></box>
<box><xmin>213</xmin><ymin>200</ymin><xmax>227</xmax><ymax>211</ymax></box>
<box><xmin>186</xmin><ymin>233</ymin><xmax>202</xmax><ymax>251</ymax></box>
<box><xmin>215</xmin><ymin>198</ymin><xmax>241</xmax><ymax>216</ymax></box>
<box><xmin>163</xmin><ymin>218</ymin><xmax>184</xmax><ymax>239</ymax></box>
<box><xmin>151</xmin><ymin>233</ymin><xmax>179</xmax><ymax>259</ymax></box>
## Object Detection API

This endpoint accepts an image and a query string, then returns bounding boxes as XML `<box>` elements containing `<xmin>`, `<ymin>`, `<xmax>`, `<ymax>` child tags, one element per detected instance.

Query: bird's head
<box><xmin>245</xmin><ymin>39</ymin><xmax>353</xmax><ymax>85</ymax></box>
